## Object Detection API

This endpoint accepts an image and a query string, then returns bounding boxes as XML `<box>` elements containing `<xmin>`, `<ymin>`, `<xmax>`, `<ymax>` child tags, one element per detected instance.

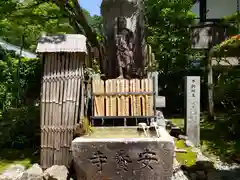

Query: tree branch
<box><xmin>52</xmin><ymin>0</ymin><xmax>104</xmax><ymax>73</ymax></box>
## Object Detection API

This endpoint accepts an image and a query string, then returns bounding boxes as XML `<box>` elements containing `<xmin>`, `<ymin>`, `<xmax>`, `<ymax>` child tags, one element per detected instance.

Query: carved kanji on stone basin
<box><xmin>72</xmin><ymin>127</ymin><xmax>175</xmax><ymax>180</ymax></box>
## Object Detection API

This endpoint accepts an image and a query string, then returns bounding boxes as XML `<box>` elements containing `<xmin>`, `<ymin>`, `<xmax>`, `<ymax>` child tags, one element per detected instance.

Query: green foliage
<box><xmin>0</xmin><ymin>0</ymin><xmax>73</xmax><ymax>51</ymax></box>
<box><xmin>0</xmin><ymin>51</ymin><xmax>41</xmax><ymax>111</ymax></box>
<box><xmin>0</xmin><ymin>1</ymin><xmax>17</xmax><ymax>19</ymax></box>
<box><xmin>0</xmin><ymin>0</ymin><xmax>103</xmax><ymax>52</ymax></box>
<box><xmin>143</xmin><ymin>0</ymin><xmax>206</xmax><ymax>115</ymax></box>
<box><xmin>0</xmin><ymin>106</ymin><xmax>40</xmax><ymax>148</ymax></box>
<box><xmin>214</xmin><ymin>68</ymin><xmax>240</xmax><ymax>110</ymax></box>
<box><xmin>222</xmin><ymin>12</ymin><xmax>240</xmax><ymax>35</ymax></box>
<box><xmin>213</xmin><ymin>68</ymin><xmax>240</xmax><ymax>138</ymax></box>
<box><xmin>0</xmin><ymin>48</ymin><xmax>41</xmax><ymax>148</ymax></box>
<box><xmin>82</xmin><ymin>10</ymin><xmax>104</xmax><ymax>43</ymax></box>
<box><xmin>145</xmin><ymin>0</ymin><xmax>196</xmax><ymax>73</ymax></box>
<box><xmin>212</xmin><ymin>12</ymin><xmax>240</xmax><ymax>138</ymax></box>
<box><xmin>0</xmin><ymin>1</ymin><xmax>103</xmax><ymax>149</ymax></box>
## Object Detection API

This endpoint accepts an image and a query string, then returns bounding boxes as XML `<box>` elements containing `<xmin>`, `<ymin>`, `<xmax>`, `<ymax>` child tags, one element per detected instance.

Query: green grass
<box><xmin>0</xmin><ymin>148</ymin><xmax>39</xmax><ymax>173</ymax></box>
<box><xmin>169</xmin><ymin>118</ymin><xmax>240</xmax><ymax>163</ymax></box>
<box><xmin>170</xmin><ymin>118</ymin><xmax>185</xmax><ymax>128</ymax></box>
<box><xmin>175</xmin><ymin>139</ymin><xmax>196</xmax><ymax>167</ymax></box>
<box><xmin>170</xmin><ymin>119</ymin><xmax>197</xmax><ymax>167</ymax></box>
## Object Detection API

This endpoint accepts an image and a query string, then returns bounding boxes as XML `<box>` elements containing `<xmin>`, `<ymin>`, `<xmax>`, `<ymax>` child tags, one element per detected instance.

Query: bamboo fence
<box><xmin>40</xmin><ymin>52</ymin><xmax>85</xmax><ymax>169</ymax></box>
<box><xmin>92</xmin><ymin>78</ymin><xmax>154</xmax><ymax>118</ymax></box>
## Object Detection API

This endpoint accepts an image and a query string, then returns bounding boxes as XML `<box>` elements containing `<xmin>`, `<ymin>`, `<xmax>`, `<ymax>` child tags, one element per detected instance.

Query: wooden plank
<box><xmin>130</xmin><ymin>79</ymin><xmax>142</xmax><ymax>116</ymax></box>
<box><xmin>105</xmin><ymin>80</ymin><xmax>110</xmax><ymax>116</ymax></box>
<box><xmin>146</xmin><ymin>79</ymin><xmax>153</xmax><ymax>116</ymax></box>
<box><xmin>130</xmin><ymin>79</ymin><xmax>136</xmax><ymax>116</ymax></box>
<box><xmin>117</xmin><ymin>79</ymin><xmax>123</xmax><ymax>116</ymax></box>
<box><xmin>93</xmin><ymin>79</ymin><xmax>99</xmax><ymax>116</ymax></box>
<box><xmin>106</xmin><ymin>79</ymin><xmax>117</xmax><ymax>116</ymax></box>
<box><xmin>93</xmin><ymin>79</ymin><xmax>97</xmax><ymax>116</ymax></box>
<box><xmin>117</xmin><ymin>79</ymin><xmax>129</xmax><ymax>116</ymax></box>
<box><xmin>136</xmin><ymin>79</ymin><xmax>141</xmax><ymax>116</ymax></box>
<box><xmin>111</xmin><ymin>79</ymin><xmax>117</xmax><ymax>116</ymax></box>
<box><xmin>141</xmin><ymin>79</ymin><xmax>146</xmax><ymax>116</ymax></box>
<box><xmin>93</xmin><ymin>78</ymin><xmax>105</xmax><ymax>116</ymax></box>
<box><xmin>124</xmin><ymin>80</ymin><xmax>129</xmax><ymax>116</ymax></box>
<box><xmin>101</xmin><ymin>79</ymin><xmax>105</xmax><ymax>116</ymax></box>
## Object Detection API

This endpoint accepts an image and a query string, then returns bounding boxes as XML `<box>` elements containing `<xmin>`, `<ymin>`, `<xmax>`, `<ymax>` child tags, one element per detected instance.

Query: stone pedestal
<box><xmin>72</xmin><ymin>127</ymin><xmax>175</xmax><ymax>180</ymax></box>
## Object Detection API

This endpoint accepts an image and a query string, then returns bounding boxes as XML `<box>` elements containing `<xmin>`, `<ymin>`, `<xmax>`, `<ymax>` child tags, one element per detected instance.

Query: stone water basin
<box><xmin>72</xmin><ymin>126</ymin><xmax>175</xmax><ymax>180</ymax></box>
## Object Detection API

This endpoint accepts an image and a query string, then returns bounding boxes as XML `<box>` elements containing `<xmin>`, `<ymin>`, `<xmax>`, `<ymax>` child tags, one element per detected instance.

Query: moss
<box><xmin>0</xmin><ymin>148</ymin><xmax>38</xmax><ymax>173</ymax></box>
<box><xmin>175</xmin><ymin>139</ymin><xmax>197</xmax><ymax>167</ymax></box>
<box><xmin>170</xmin><ymin>118</ymin><xmax>184</xmax><ymax>128</ymax></box>
<box><xmin>170</xmin><ymin>117</ymin><xmax>240</xmax><ymax>163</ymax></box>
<box><xmin>82</xmin><ymin>117</ymin><xmax>93</xmax><ymax>134</ymax></box>
<box><xmin>0</xmin><ymin>159</ymin><xmax>32</xmax><ymax>173</ymax></box>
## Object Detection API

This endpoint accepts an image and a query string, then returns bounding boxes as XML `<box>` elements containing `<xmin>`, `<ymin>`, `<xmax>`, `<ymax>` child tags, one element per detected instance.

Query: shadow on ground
<box><xmin>0</xmin><ymin>147</ymin><xmax>39</xmax><ymax>173</ymax></box>
<box><xmin>182</xmin><ymin>160</ymin><xmax>240</xmax><ymax>180</ymax></box>
<box><xmin>200</xmin><ymin>120</ymin><xmax>240</xmax><ymax>163</ymax></box>
<box><xmin>169</xmin><ymin>118</ymin><xmax>240</xmax><ymax>163</ymax></box>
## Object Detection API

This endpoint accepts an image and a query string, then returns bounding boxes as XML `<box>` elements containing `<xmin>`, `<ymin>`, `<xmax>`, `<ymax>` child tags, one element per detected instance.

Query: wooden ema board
<box><xmin>92</xmin><ymin>78</ymin><xmax>154</xmax><ymax>117</ymax></box>
<box><xmin>40</xmin><ymin>52</ymin><xmax>85</xmax><ymax>169</ymax></box>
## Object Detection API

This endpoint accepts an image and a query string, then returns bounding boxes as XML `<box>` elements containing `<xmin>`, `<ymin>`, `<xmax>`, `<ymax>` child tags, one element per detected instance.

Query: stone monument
<box><xmin>184</xmin><ymin>76</ymin><xmax>200</xmax><ymax>146</ymax></box>
<box><xmin>71</xmin><ymin>1</ymin><xmax>175</xmax><ymax>179</ymax></box>
<box><xmin>101</xmin><ymin>0</ymin><xmax>145</xmax><ymax>78</ymax></box>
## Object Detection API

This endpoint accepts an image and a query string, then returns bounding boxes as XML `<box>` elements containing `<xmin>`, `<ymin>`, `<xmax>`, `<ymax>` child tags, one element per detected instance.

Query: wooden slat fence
<box><xmin>92</xmin><ymin>78</ymin><xmax>154</xmax><ymax>117</ymax></box>
<box><xmin>40</xmin><ymin>52</ymin><xmax>85</xmax><ymax>169</ymax></box>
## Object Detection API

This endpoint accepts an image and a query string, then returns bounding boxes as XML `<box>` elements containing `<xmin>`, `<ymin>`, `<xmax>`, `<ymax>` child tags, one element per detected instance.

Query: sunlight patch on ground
<box><xmin>0</xmin><ymin>159</ymin><xmax>32</xmax><ymax>173</ymax></box>
<box><xmin>175</xmin><ymin>139</ymin><xmax>196</xmax><ymax>167</ymax></box>
<box><xmin>0</xmin><ymin>148</ymin><xmax>38</xmax><ymax>173</ymax></box>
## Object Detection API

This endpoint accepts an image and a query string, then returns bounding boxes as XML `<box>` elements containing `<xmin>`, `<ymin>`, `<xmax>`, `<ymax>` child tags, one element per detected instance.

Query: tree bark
<box><xmin>207</xmin><ymin>48</ymin><xmax>215</xmax><ymax>121</ymax></box>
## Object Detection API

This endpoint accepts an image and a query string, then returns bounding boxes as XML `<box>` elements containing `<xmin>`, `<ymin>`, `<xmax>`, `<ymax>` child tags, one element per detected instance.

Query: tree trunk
<box><xmin>207</xmin><ymin>49</ymin><xmax>215</xmax><ymax>121</ymax></box>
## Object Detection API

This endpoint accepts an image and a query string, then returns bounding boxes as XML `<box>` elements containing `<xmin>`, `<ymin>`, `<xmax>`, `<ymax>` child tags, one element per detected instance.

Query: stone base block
<box><xmin>72</xmin><ymin>127</ymin><xmax>174</xmax><ymax>180</ymax></box>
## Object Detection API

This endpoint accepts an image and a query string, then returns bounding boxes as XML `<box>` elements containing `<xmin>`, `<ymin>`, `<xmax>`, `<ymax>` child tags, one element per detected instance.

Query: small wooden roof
<box><xmin>36</xmin><ymin>34</ymin><xmax>87</xmax><ymax>53</ymax></box>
